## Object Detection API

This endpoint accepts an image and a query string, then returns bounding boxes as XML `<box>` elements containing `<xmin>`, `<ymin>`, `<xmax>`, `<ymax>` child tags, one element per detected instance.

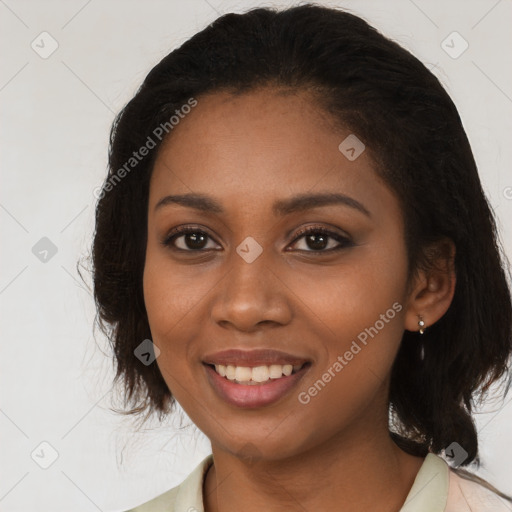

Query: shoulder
<box><xmin>124</xmin><ymin>454</ymin><xmax>214</xmax><ymax>512</ymax></box>
<box><xmin>446</xmin><ymin>469</ymin><xmax>512</xmax><ymax>512</ymax></box>
<box><xmin>399</xmin><ymin>453</ymin><xmax>511</xmax><ymax>512</ymax></box>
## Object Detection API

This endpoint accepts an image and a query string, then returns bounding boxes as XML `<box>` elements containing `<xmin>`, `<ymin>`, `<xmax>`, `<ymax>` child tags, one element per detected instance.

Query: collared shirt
<box><xmin>125</xmin><ymin>453</ymin><xmax>511</xmax><ymax>512</ymax></box>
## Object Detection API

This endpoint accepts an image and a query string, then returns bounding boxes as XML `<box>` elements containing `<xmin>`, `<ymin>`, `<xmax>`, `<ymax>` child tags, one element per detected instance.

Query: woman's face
<box><xmin>143</xmin><ymin>88</ymin><xmax>416</xmax><ymax>461</ymax></box>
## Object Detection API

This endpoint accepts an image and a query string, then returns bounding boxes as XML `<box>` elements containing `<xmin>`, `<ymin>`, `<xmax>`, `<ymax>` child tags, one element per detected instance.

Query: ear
<box><xmin>404</xmin><ymin>237</ymin><xmax>456</xmax><ymax>333</ymax></box>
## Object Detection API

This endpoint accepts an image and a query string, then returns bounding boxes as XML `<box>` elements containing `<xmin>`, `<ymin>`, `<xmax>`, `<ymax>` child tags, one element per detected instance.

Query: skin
<box><xmin>143</xmin><ymin>87</ymin><xmax>456</xmax><ymax>512</ymax></box>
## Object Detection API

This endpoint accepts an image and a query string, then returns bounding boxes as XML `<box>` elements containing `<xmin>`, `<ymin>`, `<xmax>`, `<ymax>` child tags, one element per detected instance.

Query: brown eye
<box><xmin>290</xmin><ymin>227</ymin><xmax>354</xmax><ymax>253</ymax></box>
<box><xmin>162</xmin><ymin>225</ymin><xmax>354</xmax><ymax>254</ymax></box>
<box><xmin>162</xmin><ymin>227</ymin><xmax>219</xmax><ymax>251</ymax></box>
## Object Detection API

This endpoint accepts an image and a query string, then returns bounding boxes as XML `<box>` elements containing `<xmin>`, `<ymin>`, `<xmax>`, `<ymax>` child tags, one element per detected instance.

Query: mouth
<box><xmin>202</xmin><ymin>355</ymin><xmax>312</xmax><ymax>408</ymax></box>
<box><xmin>205</xmin><ymin>362</ymin><xmax>308</xmax><ymax>385</ymax></box>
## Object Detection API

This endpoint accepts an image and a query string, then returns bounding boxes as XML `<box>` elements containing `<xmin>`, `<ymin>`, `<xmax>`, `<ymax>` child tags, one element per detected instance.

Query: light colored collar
<box><xmin>400</xmin><ymin>453</ymin><xmax>450</xmax><ymax>511</ymax></box>
<box><xmin>172</xmin><ymin>452</ymin><xmax>449</xmax><ymax>512</ymax></box>
<box><xmin>174</xmin><ymin>454</ymin><xmax>213</xmax><ymax>512</ymax></box>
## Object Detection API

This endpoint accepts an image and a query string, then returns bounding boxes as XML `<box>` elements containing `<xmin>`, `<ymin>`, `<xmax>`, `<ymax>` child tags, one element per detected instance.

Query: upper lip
<box><xmin>203</xmin><ymin>349</ymin><xmax>310</xmax><ymax>367</ymax></box>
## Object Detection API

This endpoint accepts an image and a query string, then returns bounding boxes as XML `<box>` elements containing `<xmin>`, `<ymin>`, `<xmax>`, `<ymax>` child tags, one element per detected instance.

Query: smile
<box><xmin>203</xmin><ymin>361</ymin><xmax>311</xmax><ymax>408</ymax></box>
<box><xmin>211</xmin><ymin>363</ymin><xmax>305</xmax><ymax>385</ymax></box>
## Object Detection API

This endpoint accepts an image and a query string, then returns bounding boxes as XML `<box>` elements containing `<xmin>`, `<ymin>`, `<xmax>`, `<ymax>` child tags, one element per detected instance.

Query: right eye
<box><xmin>161</xmin><ymin>226</ymin><xmax>221</xmax><ymax>252</ymax></box>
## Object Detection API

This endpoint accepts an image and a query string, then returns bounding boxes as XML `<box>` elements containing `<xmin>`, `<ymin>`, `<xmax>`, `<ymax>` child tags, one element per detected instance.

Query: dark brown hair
<box><xmin>91</xmin><ymin>2</ymin><xmax>512</xmax><ymax>478</ymax></box>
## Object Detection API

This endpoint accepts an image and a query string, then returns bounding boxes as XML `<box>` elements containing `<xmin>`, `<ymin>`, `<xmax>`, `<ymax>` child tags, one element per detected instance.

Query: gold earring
<box><xmin>418</xmin><ymin>315</ymin><xmax>426</xmax><ymax>334</ymax></box>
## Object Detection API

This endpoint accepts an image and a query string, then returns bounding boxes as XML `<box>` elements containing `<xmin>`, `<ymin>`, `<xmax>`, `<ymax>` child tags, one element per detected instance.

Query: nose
<box><xmin>210</xmin><ymin>247</ymin><xmax>293</xmax><ymax>332</ymax></box>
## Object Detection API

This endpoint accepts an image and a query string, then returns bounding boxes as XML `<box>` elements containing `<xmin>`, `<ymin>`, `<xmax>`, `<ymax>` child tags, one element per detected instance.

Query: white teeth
<box><xmin>252</xmin><ymin>365</ymin><xmax>269</xmax><ymax>382</ymax></box>
<box><xmin>269</xmin><ymin>364</ymin><xmax>283</xmax><ymax>379</ymax></box>
<box><xmin>226</xmin><ymin>365</ymin><xmax>236</xmax><ymax>380</ymax></box>
<box><xmin>235</xmin><ymin>366</ymin><xmax>252</xmax><ymax>382</ymax></box>
<box><xmin>213</xmin><ymin>363</ymin><xmax>304</xmax><ymax>383</ymax></box>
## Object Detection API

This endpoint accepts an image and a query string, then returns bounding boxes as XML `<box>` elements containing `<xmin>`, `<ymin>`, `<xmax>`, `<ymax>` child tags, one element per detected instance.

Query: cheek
<box><xmin>142</xmin><ymin>257</ymin><xmax>197</xmax><ymax>404</ymax></box>
<box><xmin>292</xmin><ymin>245</ymin><xmax>407</xmax><ymax>341</ymax></box>
<box><xmin>143</xmin><ymin>248</ymin><xmax>208</xmax><ymax>339</ymax></box>
<box><xmin>292</xmin><ymin>244</ymin><xmax>408</xmax><ymax>412</ymax></box>
<box><xmin>142</xmin><ymin>252</ymin><xmax>192</xmax><ymax>368</ymax></box>
<box><xmin>292</xmin><ymin>310</ymin><xmax>405</xmax><ymax>447</ymax></box>
<box><xmin>142</xmin><ymin>250</ymin><xmax>220</xmax><ymax>393</ymax></box>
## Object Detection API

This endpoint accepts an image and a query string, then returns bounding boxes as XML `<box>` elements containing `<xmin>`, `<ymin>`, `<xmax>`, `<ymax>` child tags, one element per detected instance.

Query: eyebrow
<box><xmin>154</xmin><ymin>192</ymin><xmax>371</xmax><ymax>218</ymax></box>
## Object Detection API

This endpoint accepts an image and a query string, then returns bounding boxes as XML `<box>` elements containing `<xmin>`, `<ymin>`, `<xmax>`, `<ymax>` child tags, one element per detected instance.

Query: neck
<box><xmin>203</xmin><ymin>426</ymin><xmax>424</xmax><ymax>512</ymax></box>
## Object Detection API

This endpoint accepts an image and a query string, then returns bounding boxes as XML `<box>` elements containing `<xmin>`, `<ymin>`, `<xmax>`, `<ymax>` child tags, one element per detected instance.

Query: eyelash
<box><xmin>162</xmin><ymin>225</ymin><xmax>354</xmax><ymax>254</ymax></box>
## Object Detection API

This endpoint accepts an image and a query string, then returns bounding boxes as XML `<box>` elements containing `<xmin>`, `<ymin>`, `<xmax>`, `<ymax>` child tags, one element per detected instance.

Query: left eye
<box><xmin>289</xmin><ymin>227</ymin><xmax>354</xmax><ymax>252</ymax></box>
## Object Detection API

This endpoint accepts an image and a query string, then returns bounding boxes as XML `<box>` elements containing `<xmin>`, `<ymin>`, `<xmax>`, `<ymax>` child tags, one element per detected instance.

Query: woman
<box><xmin>92</xmin><ymin>4</ymin><xmax>512</xmax><ymax>511</ymax></box>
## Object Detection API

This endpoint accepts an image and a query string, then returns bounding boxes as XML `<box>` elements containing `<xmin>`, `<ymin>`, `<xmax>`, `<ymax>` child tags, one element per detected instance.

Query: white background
<box><xmin>1</xmin><ymin>0</ymin><xmax>511</xmax><ymax>510</ymax></box>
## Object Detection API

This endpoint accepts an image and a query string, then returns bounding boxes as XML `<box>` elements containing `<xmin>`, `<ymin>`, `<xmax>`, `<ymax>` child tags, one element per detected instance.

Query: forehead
<box><xmin>156</xmin><ymin>88</ymin><xmax>342</xmax><ymax>171</ymax></box>
<box><xmin>148</xmin><ymin>88</ymin><xmax>398</xmax><ymax>221</ymax></box>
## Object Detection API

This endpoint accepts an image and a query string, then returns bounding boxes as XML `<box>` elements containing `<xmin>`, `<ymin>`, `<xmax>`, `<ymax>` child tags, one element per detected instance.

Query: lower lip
<box><xmin>204</xmin><ymin>363</ymin><xmax>310</xmax><ymax>409</ymax></box>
